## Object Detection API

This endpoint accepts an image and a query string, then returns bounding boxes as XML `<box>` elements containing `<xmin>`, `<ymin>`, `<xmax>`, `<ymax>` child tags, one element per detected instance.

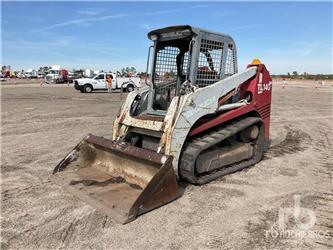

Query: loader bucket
<box><xmin>53</xmin><ymin>134</ymin><xmax>182</xmax><ymax>224</ymax></box>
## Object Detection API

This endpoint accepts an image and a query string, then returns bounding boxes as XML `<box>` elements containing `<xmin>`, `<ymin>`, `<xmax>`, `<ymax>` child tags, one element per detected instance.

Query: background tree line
<box><xmin>272</xmin><ymin>71</ymin><xmax>333</xmax><ymax>80</ymax></box>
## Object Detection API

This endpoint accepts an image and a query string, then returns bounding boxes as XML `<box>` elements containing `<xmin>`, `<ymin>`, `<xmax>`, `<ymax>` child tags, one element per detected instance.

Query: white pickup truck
<box><xmin>74</xmin><ymin>73</ymin><xmax>141</xmax><ymax>93</ymax></box>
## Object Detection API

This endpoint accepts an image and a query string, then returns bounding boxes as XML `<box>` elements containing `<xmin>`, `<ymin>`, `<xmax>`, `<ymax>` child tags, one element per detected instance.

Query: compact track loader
<box><xmin>54</xmin><ymin>25</ymin><xmax>272</xmax><ymax>223</ymax></box>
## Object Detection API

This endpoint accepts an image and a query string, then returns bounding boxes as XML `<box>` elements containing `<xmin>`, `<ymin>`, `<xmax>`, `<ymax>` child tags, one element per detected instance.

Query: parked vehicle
<box><xmin>67</xmin><ymin>72</ymin><xmax>80</xmax><ymax>83</ymax></box>
<box><xmin>3</xmin><ymin>70</ymin><xmax>10</xmax><ymax>78</ymax></box>
<box><xmin>17</xmin><ymin>72</ymin><xmax>24</xmax><ymax>78</ymax></box>
<box><xmin>74</xmin><ymin>72</ymin><xmax>140</xmax><ymax>93</ymax></box>
<box><xmin>45</xmin><ymin>65</ymin><xmax>69</xmax><ymax>84</ymax></box>
<box><xmin>25</xmin><ymin>69</ymin><xmax>38</xmax><ymax>78</ymax></box>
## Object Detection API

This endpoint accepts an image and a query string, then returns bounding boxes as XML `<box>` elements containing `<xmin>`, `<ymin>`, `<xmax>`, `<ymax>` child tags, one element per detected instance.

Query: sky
<box><xmin>1</xmin><ymin>1</ymin><xmax>332</xmax><ymax>74</ymax></box>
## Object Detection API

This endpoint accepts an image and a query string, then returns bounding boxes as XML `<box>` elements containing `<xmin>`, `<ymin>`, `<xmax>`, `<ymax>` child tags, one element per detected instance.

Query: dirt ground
<box><xmin>1</xmin><ymin>79</ymin><xmax>332</xmax><ymax>249</ymax></box>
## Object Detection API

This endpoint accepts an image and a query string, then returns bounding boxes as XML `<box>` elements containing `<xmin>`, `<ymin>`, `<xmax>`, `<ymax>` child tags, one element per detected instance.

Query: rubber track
<box><xmin>179</xmin><ymin>117</ymin><xmax>264</xmax><ymax>184</ymax></box>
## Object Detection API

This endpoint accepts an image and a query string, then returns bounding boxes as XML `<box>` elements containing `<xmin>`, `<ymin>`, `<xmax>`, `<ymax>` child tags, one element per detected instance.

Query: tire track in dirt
<box><xmin>264</xmin><ymin>126</ymin><xmax>312</xmax><ymax>159</ymax></box>
<box><xmin>4</xmin><ymin>207</ymin><xmax>71</xmax><ymax>246</ymax></box>
<box><xmin>2</xmin><ymin>179</ymin><xmax>53</xmax><ymax>201</ymax></box>
<box><xmin>313</xmin><ymin>192</ymin><xmax>333</xmax><ymax>248</ymax></box>
<box><xmin>61</xmin><ymin>219</ymin><xmax>77</xmax><ymax>245</ymax></box>
<box><xmin>311</xmin><ymin>122</ymin><xmax>332</xmax><ymax>248</ymax></box>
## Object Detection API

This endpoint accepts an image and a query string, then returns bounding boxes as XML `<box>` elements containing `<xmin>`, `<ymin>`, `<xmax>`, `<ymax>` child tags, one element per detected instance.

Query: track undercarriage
<box><xmin>180</xmin><ymin>117</ymin><xmax>265</xmax><ymax>184</ymax></box>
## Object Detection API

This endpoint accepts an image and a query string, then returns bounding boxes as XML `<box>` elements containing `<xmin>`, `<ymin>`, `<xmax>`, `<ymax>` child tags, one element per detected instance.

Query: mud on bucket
<box><xmin>53</xmin><ymin>134</ymin><xmax>181</xmax><ymax>224</ymax></box>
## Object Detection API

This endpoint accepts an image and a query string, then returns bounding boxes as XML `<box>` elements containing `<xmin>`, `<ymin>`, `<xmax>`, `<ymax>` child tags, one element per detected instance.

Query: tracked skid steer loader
<box><xmin>53</xmin><ymin>25</ymin><xmax>273</xmax><ymax>223</ymax></box>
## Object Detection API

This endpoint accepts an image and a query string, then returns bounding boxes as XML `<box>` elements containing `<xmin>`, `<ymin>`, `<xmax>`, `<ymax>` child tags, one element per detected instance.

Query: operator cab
<box><xmin>146</xmin><ymin>25</ymin><xmax>238</xmax><ymax>114</ymax></box>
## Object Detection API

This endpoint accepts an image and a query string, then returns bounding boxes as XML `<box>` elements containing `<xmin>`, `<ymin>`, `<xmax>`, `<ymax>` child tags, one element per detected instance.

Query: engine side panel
<box><xmin>188</xmin><ymin>64</ymin><xmax>272</xmax><ymax>140</ymax></box>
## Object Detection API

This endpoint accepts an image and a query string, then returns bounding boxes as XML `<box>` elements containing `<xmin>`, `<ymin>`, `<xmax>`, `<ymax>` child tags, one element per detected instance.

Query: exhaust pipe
<box><xmin>53</xmin><ymin>134</ymin><xmax>182</xmax><ymax>223</ymax></box>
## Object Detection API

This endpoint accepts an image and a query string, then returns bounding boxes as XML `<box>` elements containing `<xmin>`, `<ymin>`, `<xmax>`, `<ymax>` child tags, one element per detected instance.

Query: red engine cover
<box><xmin>240</xmin><ymin>64</ymin><xmax>272</xmax><ymax>139</ymax></box>
<box><xmin>189</xmin><ymin>63</ymin><xmax>273</xmax><ymax>140</ymax></box>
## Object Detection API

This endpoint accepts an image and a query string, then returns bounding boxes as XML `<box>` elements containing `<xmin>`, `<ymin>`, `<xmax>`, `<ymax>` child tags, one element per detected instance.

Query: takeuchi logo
<box><xmin>258</xmin><ymin>81</ymin><xmax>272</xmax><ymax>94</ymax></box>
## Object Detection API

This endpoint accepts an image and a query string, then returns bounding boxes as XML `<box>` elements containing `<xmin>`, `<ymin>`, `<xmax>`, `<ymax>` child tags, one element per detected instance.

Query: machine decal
<box><xmin>258</xmin><ymin>81</ymin><xmax>272</xmax><ymax>94</ymax></box>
